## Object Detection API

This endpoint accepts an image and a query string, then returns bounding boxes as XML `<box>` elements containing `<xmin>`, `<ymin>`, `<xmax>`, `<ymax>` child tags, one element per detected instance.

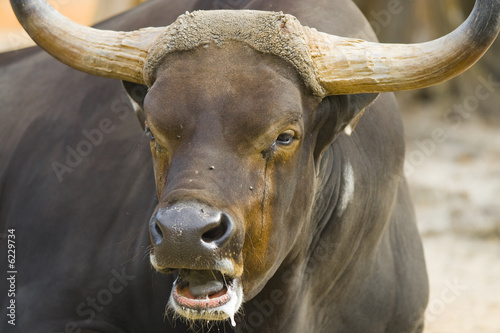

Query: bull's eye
<box><xmin>276</xmin><ymin>130</ymin><xmax>295</xmax><ymax>146</ymax></box>
<box><xmin>145</xmin><ymin>127</ymin><xmax>155</xmax><ymax>141</ymax></box>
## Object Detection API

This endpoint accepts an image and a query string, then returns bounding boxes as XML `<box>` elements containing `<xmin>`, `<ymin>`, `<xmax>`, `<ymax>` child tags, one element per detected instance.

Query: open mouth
<box><xmin>169</xmin><ymin>269</ymin><xmax>243</xmax><ymax>326</ymax></box>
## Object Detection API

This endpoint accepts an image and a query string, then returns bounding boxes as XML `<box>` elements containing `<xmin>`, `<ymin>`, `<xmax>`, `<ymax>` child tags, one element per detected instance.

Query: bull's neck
<box><xmin>241</xmin><ymin>138</ymin><xmax>400</xmax><ymax>331</ymax></box>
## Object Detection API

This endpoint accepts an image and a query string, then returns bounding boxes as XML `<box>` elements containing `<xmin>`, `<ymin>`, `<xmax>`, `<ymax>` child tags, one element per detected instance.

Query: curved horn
<box><xmin>301</xmin><ymin>0</ymin><xmax>500</xmax><ymax>95</ymax></box>
<box><xmin>10</xmin><ymin>0</ymin><xmax>164</xmax><ymax>84</ymax></box>
<box><xmin>11</xmin><ymin>0</ymin><xmax>500</xmax><ymax>95</ymax></box>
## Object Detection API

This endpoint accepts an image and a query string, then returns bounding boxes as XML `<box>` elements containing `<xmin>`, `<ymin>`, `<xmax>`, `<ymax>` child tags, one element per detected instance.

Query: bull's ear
<box><xmin>122</xmin><ymin>81</ymin><xmax>148</xmax><ymax>130</ymax></box>
<box><xmin>314</xmin><ymin>93</ymin><xmax>379</xmax><ymax>161</ymax></box>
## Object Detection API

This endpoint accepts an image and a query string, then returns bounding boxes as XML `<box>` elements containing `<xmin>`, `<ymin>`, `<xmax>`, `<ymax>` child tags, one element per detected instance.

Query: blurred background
<box><xmin>2</xmin><ymin>0</ymin><xmax>499</xmax><ymax>332</ymax></box>
<box><xmin>0</xmin><ymin>0</ymin><xmax>146</xmax><ymax>52</ymax></box>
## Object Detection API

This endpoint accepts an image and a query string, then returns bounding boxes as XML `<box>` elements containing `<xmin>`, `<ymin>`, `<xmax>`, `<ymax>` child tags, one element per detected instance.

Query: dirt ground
<box><xmin>399</xmin><ymin>91</ymin><xmax>500</xmax><ymax>333</ymax></box>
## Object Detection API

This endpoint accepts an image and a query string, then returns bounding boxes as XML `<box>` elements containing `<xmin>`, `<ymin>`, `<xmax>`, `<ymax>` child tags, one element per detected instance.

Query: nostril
<box><xmin>202</xmin><ymin>214</ymin><xmax>230</xmax><ymax>244</ymax></box>
<box><xmin>155</xmin><ymin>221</ymin><xmax>163</xmax><ymax>239</ymax></box>
<box><xmin>150</xmin><ymin>218</ymin><xmax>164</xmax><ymax>245</ymax></box>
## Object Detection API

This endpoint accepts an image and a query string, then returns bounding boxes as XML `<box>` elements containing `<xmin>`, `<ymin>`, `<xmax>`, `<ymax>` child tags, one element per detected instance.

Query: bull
<box><xmin>1</xmin><ymin>0</ymin><xmax>499</xmax><ymax>332</ymax></box>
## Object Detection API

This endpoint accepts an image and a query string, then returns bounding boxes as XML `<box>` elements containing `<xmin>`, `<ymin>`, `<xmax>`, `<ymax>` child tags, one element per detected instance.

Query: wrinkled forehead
<box><xmin>145</xmin><ymin>42</ymin><xmax>314</xmax><ymax>130</ymax></box>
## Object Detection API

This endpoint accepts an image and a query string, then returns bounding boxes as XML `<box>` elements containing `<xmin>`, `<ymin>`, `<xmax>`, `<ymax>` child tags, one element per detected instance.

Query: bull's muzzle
<box><xmin>149</xmin><ymin>202</ymin><xmax>236</xmax><ymax>271</ymax></box>
<box><xmin>149</xmin><ymin>202</ymin><xmax>243</xmax><ymax>324</ymax></box>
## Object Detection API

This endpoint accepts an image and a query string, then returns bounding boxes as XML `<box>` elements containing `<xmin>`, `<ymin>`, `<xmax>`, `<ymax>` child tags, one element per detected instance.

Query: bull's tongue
<box><xmin>177</xmin><ymin>270</ymin><xmax>229</xmax><ymax>300</ymax></box>
<box><xmin>182</xmin><ymin>270</ymin><xmax>225</xmax><ymax>298</ymax></box>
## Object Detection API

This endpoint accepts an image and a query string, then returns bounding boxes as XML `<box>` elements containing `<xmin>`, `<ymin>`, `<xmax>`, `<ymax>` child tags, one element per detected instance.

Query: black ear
<box><xmin>122</xmin><ymin>81</ymin><xmax>148</xmax><ymax>130</ymax></box>
<box><xmin>314</xmin><ymin>93</ymin><xmax>379</xmax><ymax>161</ymax></box>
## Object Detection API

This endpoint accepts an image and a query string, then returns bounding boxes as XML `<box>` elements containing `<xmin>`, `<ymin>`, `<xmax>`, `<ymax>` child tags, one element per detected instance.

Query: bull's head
<box><xmin>11</xmin><ymin>0</ymin><xmax>500</xmax><ymax>326</ymax></box>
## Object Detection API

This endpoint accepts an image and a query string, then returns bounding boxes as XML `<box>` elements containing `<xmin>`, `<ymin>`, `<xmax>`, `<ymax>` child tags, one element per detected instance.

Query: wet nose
<box><xmin>150</xmin><ymin>202</ymin><xmax>234</xmax><ymax>264</ymax></box>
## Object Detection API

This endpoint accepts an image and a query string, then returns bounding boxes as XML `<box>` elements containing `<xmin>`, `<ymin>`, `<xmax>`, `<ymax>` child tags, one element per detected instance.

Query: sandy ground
<box><xmin>422</xmin><ymin>236</ymin><xmax>500</xmax><ymax>332</ymax></box>
<box><xmin>400</xmin><ymin>91</ymin><xmax>500</xmax><ymax>333</ymax></box>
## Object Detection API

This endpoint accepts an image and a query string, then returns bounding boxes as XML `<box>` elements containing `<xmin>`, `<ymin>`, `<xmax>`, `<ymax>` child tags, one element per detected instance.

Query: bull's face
<box><xmin>138</xmin><ymin>42</ymin><xmax>379</xmax><ymax>323</ymax></box>
<box><xmin>142</xmin><ymin>43</ymin><xmax>338</xmax><ymax>323</ymax></box>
